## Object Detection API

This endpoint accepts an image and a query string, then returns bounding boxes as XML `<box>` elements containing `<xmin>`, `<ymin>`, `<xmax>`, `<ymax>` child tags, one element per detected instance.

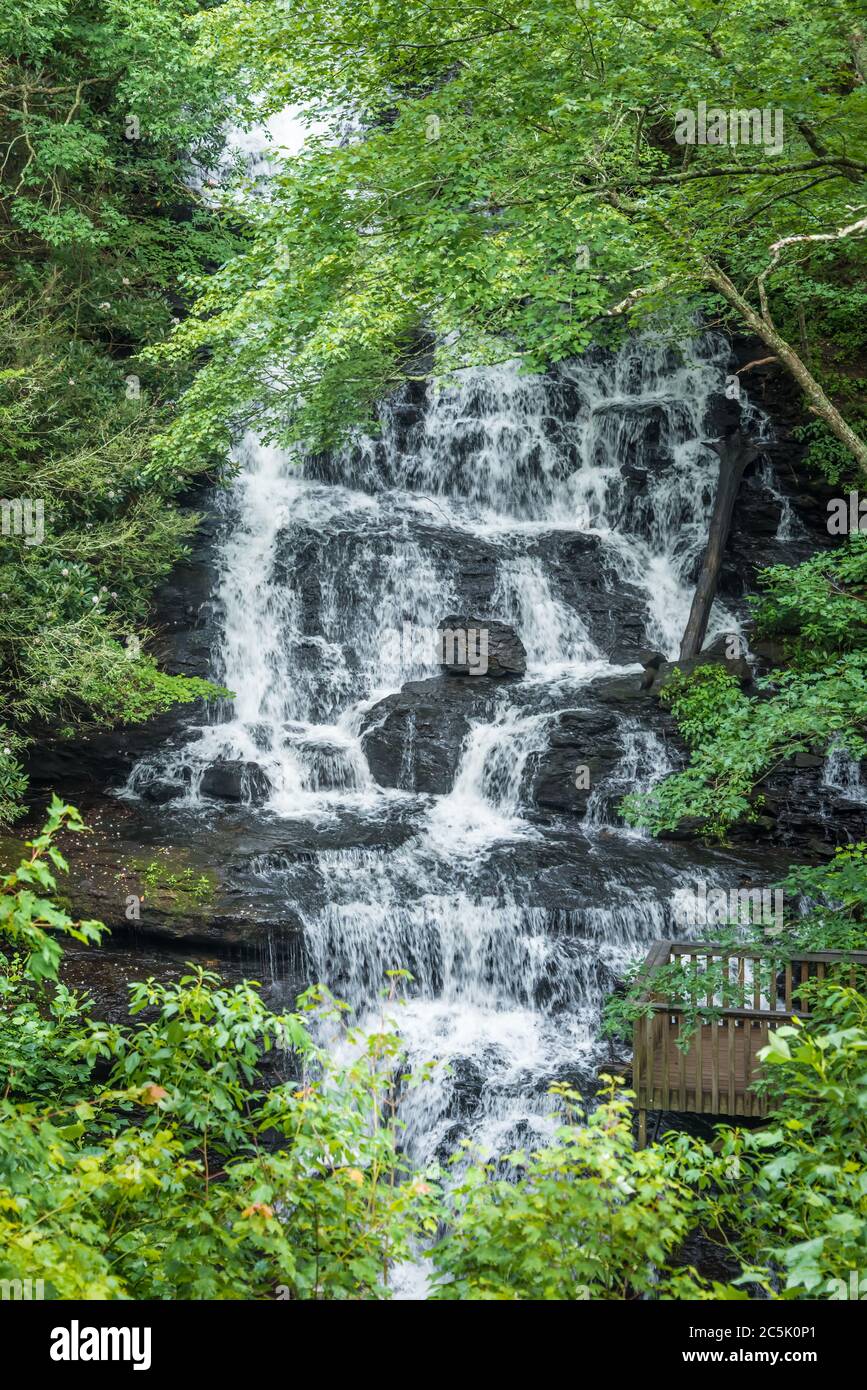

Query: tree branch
<box><xmin>755</xmin><ymin>211</ymin><xmax>867</xmax><ymax>317</ymax></box>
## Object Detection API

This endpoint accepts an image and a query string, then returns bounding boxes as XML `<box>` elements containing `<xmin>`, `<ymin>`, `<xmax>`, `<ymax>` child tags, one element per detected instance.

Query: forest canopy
<box><xmin>147</xmin><ymin>0</ymin><xmax>867</xmax><ymax>471</ymax></box>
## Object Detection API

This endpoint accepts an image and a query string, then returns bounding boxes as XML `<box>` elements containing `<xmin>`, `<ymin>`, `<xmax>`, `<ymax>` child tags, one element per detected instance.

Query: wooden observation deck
<box><xmin>633</xmin><ymin>941</ymin><xmax>867</xmax><ymax>1146</ymax></box>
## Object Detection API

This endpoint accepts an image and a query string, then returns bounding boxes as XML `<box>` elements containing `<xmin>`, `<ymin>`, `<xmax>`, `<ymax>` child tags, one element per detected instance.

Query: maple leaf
<box><xmin>140</xmin><ymin>1084</ymin><xmax>168</xmax><ymax>1104</ymax></box>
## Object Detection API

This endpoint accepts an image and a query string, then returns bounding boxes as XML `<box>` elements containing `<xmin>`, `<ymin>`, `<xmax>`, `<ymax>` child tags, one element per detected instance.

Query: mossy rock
<box><xmin>123</xmin><ymin>849</ymin><xmax>219</xmax><ymax>916</ymax></box>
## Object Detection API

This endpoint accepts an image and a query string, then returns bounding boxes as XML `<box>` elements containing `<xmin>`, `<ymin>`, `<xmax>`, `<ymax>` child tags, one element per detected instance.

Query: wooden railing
<box><xmin>632</xmin><ymin>941</ymin><xmax>867</xmax><ymax>1146</ymax></box>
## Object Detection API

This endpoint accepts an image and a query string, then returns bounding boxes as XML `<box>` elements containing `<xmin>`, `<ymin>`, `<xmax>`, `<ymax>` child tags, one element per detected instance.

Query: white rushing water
<box><xmin>124</xmin><ymin>325</ymin><xmax>756</xmax><ymax>1179</ymax></box>
<box><xmin>823</xmin><ymin>740</ymin><xmax>867</xmax><ymax>805</ymax></box>
<box><xmin>128</xmin><ymin>333</ymin><xmax>742</xmax><ymax>810</ymax></box>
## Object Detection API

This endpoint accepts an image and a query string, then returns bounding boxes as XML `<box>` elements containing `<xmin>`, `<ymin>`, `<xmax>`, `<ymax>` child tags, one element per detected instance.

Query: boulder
<box><xmin>438</xmin><ymin>616</ymin><xmax>527</xmax><ymax>677</ymax></box>
<box><xmin>141</xmin><ymin>778</ymin><xmax>187</xmax><ymax>805</ymax></box>
<box><xmin>200</xmin><ymin>760</ymin><xmax>271</xmax><ymax>803</ymax></box>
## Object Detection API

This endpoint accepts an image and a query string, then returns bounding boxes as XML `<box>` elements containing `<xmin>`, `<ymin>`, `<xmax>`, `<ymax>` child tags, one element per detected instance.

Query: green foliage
<box><xmin>86</xmin><ymin>968</ymin><xmax>312</xmax><ymax>1157</ymax></box>
<box><xmin>0</xmin><ymin>955</ymin><xmax>96</xmax><ymax>1106</ymax></box>
<box><xmin>5</xmin><ymin>624</ymin><xmax>228</xmax><ymax>730</ymax></box>
<box><xmin>0</xmin><ymin>2</ymin><xmax>245</xmax><ymax>824</ymax></box>
<box><xmin>431</xmin><ymin>1078</ymin><xmax>705</xmax><ymax>1300</ymax></box>
<box><xmin>779</xmin><ymin>842</ymin><xmax>867</xmax><ymax>952</ymax></box>
<box><xmin>0</xmin><ymin>804</ymin><xmax>440</xmax><ymax>1300</ymax></box>
<box><xmin>3</xmin><ymin>803</ymin><xmax>867</xmax><ymax>1300</ymax></box>
<box><xmin>0</xmin><ymin>794</ymin><xmax>104</xmax><ymax>980</ymax></box>
<box><xmin>624</xmin><ymin>658</ymin><xmax>867</xmax><ymax>837</ymax></box>
<box><xmin>625</xmin><ymin>536</ymin><xmax>867</xmax><ymax>838</ymax></box>
<box><xmin>142</xmin><ymin>860</ymin><xmax>213</xmax><ymax>902</ymax></box>
<box><xmin>752</xmin><ymin>533</ymin><xmax>867</xmax><ymax>658</ymax></box>
<box><xmin>794</xmin><ymin>420</ymin><xmax>867</xmax><ymax>487</ymax></box>
<box><xmin>661</xmin><ymin>665</ymin><xmax>748</xmax><ymax>749</ymax></box>
<box><xmin>0</xmin><ymin>729</ymin><xmax>28</xmax><ymax>825</ymax></box>
<box><xmin>431</xmin><ymin>999</ymin><xmax>867</xmax><ymax>1301</ymax></box>
<box><xmin>603</xmin><ymin>945</ymin><xmax>778</xmax><ymax>1048</ymax></box>
<box><xmin>150</xmin><ymin>0</ymin><xmax>867</xmax><ymax>466</ymax></box>
<box><xmin>667</xmin><ymin>988</ymin><xmax>867</xmax><ymax>1299</ymax></box>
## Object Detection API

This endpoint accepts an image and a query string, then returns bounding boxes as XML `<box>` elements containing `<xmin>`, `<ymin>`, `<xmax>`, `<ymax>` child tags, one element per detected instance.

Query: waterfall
<box><xmin>423</xmin><ymin>703</ymin><xmax>552</xmax><ymax>852</ymax></box>
<box><xmin>582</xmin><ymin>719</ymin><xmax>675</xmax><ymax>834</ymax></box>
<box><xmin>492</xmin><ymin>556</ymin><xmax>603</xmax><ymax>676</ymax></box>
<box><xmin>124</xmin><ymin>316</ymin><xmax>784</xmax><ymax>1184</ymax></box>
<box><xmin>823</xmin><ymin>741</ymin><xmax>867</xmax><ymax>805</ymax></box>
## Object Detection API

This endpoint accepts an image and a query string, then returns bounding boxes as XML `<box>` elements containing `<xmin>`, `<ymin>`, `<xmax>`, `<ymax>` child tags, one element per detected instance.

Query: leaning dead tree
<box><xmin>679</xmin><ymin>430</ymin><xmax>764</xmax><ymax>661</ymax></box>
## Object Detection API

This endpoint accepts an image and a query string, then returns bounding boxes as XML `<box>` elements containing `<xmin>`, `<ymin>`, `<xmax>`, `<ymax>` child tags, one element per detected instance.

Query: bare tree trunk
<box><xmin>703</xmin><ymin>261</ymin><xmax>867</xmax><ymax>476</ymax></box>
<box><xmin>679</xmin><ymin>431</ymin><xmax>763</xmax><ymax>660</ymax></box>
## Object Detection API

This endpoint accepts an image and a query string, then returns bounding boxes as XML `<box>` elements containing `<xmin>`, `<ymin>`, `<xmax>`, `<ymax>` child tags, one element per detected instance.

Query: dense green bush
<box><xmin>663</xmin><ymin>985</ymin><xmax>867</xmax><ymax>1299</ymax></box>
<box><xmin>431</xmin><ymin>1079</ymin><xmax>706</xmax><ymax>1300</ymax></box>
<box><xmin>624</xmin><ymin>536</ymin><xmax>867</xmax><ymax>840</ymax></box>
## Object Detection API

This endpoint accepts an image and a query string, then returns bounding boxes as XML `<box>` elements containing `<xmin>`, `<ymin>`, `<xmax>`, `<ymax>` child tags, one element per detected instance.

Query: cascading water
<box><xmin>582</xmin><ymin>720</ymin><xmax>675</xmax><ymax>834</ymax></box>
<box><xmin>823</xmin><ymin>741</ymin><xmax>867</xmax><ymax>806</ymax></box>
<box><xmin>125</xmin><ymin>290</ymin><xmax>788</xmax><ymax>1207</ymax></box>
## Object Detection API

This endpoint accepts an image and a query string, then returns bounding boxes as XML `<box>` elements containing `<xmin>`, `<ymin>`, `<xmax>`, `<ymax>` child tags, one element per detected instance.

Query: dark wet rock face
<box><xmin>199</xmin><ymin>761</ymin><xmax>272</xmax><ymax>803</ymax></box>
<box><xmin>26</xmin><ymin>705</ymin><xmax>210</xmax><ymax>800</ymax></box>
<box><xmin>530</xmin><ymin>676</ymin><xmax>683</xmax><ymax>816</ymax></box>
<box><xmin>147</xmin><ymin>507</ymin><xmax>223</xmax><ymax>677</ymax></box>
<box><xmin>746</xmin><ymin>763</ymin><xmax>867</xmax><ymax>856</ymax></box>
<box><xmin>0</xmin><ymin>801</ymin><xmax>306</xmax><ymax>954</ymax></box>
<box><xmin>361</xmin><ymin>675</ymin><xmax>497</xmax><ymax>793</ymax></box>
